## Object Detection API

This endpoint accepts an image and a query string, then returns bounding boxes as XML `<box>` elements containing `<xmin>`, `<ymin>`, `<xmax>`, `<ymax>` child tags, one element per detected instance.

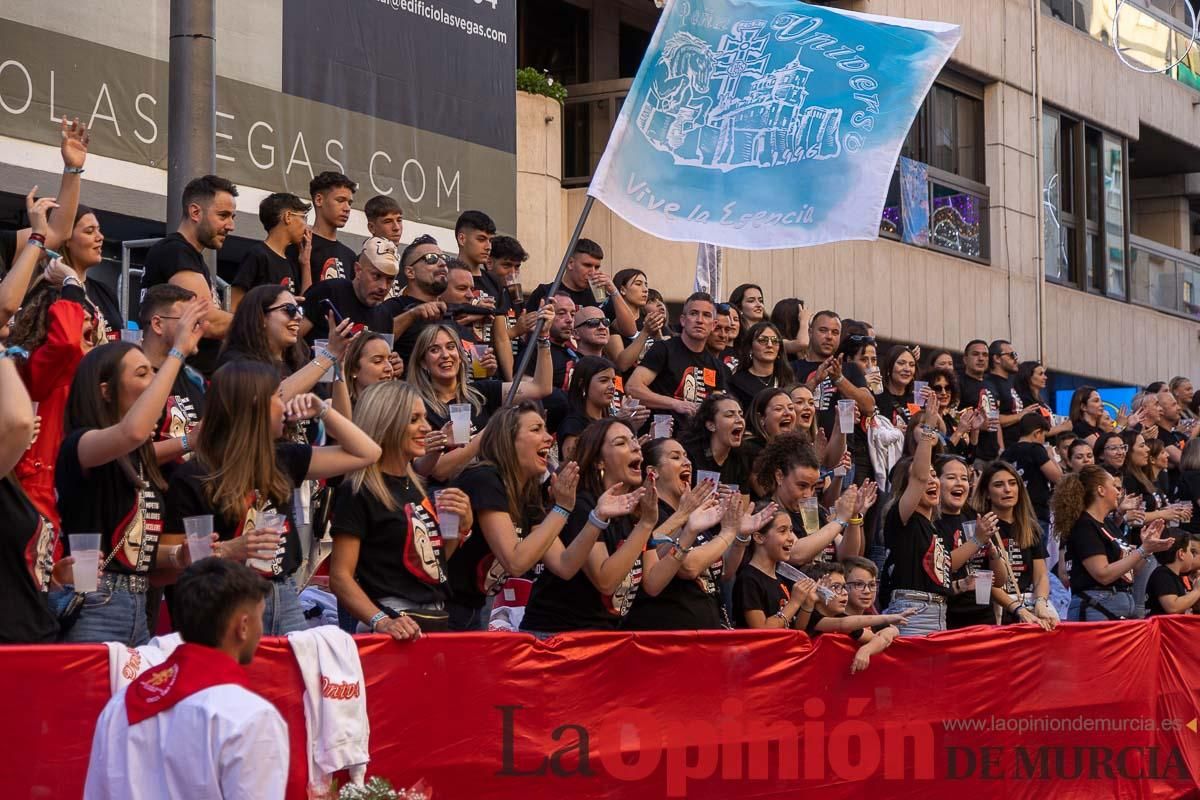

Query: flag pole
<box><xmin>505</xmin><ymin>195</ymin><xmax>596</xmax><ymax>405</ymax></box>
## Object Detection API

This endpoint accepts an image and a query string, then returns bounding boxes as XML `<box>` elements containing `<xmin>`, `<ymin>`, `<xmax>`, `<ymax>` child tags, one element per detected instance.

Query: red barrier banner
<box><xmin>5</xmin><ymin>619</ymin><xmax>1200</xmax><ymax>799</ymax></box>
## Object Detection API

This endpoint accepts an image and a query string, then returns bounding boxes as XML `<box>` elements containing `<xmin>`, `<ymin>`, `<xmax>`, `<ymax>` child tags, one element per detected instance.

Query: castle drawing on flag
<box><xmin>637</xmin><ymin>19</ymin><xmax>844</xmax><ymax>171</ymax></box>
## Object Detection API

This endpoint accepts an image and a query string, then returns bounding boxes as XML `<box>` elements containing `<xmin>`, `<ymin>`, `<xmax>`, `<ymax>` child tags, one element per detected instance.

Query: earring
<box><xmin>598</xmin><ymin>465</ymin><xmax>605</xmax><ymax>481</ymax></box>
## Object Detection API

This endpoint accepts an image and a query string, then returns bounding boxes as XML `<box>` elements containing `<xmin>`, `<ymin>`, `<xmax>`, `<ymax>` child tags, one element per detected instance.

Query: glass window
<box><xmin>927</xmin><ymin>85</ymin><xmax>983</xmax><ymax>183</ymax></box>
<box><xmin>518</xmin><ymin>0</ymin><xmax>590</xmax><ymax>86</ymax></box>
<box><xmin>1043</xmin><ymin>112</ymin><xmax>1067</xmax><ymax>282</ymax></box>
<box><xmin>1085</xmin><ymin>131</ymin><xmax>1101</xmax><ymax>224</ymax></box>
<box><xmin>930</xmin><ymin>180</ymin><xmax>987</xmax><ymax>259</ymax></box>
<box><xmin>1103</xmin><ymin>134</ymin><xmax>1126</xmax><ymax>299</ymax></box>
<box><xmin>619</xmin><ymin>23</ymin><xmax>652</xmax><ymax>79</ymax></box>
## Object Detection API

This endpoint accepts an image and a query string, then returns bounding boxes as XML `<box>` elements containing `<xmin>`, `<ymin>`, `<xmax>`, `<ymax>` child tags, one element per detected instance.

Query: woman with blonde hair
<box><xmin>409</xmin><ymin>319</ymin><xmax>552</xmax><ymax>482</ymax></box>
<box><xmin>329</xmin><ymin>381</ymin><xmax>470</xmax><ymax>637</ymax></box>
<box><xmin>164</xmin><ymin>360</ymin><xmax>382</xmax><ymax>635</ymax></box>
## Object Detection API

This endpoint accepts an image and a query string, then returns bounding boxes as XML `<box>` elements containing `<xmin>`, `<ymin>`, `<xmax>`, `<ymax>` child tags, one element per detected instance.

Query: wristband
<box><xmin>28</xmin><ymin>238</ymin><xmax>60</xmax><ymax>260</ymax></box>
<box><xmin>774</xmin><ymin>609</ymin><xmax>792</xmax><ymax>624</ymax></box>
<box><xmin>971</xmin><ymin>535</ymin><xmax>990</xmax><ymax>550</ymax></box>
<box><xmin>0</xmin><ymin>346</ymin><xmax>29</xmax><ymax>361</ymax></box>
<box><xmin>800</xmin><ymin>606</ymin><xmax>815</xmax><ymax>614</ymax></box>
<box><xmin>315</xmin><ymin>400</ymin><xmax>332</xmax><ymax>421</ymax></box>
<box><xmin>735</xmin><ymin>533</ymin><xmax>752</xmax><ymax>544</ymax></box>
<box><xmin>537</xmin><ymin>338</ymin><xmax>551</xmax><ymax>348</ymax></box>
<box><xmin>27</xmin><ymin>233</ymin><xmax>45</xmax><ymax>245</ymax></box>
<box><xmin>833</xmin><ymin>517</ymin><xmax>849</xmax><ymax>531</ymax></box>
<box><xmin>369</xmin><ymin>611</ymin><xmax>388</xmax><ymax>631</ymax></box>
<box><xmin>315</xmin><ymin>347</ymin><xmax>337</xmax><ymax>365</ymax></box>
<box><xmin>588</xmin><ymin>509</ymin><xmax>610</xmax><ymax>530</ymax></box>
<box><xmin>550</xmin><ymin>504</ymin><xmax>571</xmax><ymax>519</ymax></box>
<box><xmin>1135</xmin><ymin>545</ymin><xmax>1152</xmax><ymax>561</ymax></box>
<box><xmin>180</xmin><ymin>432</ymin><xmax>191</xmax><ymax>454</ymax></box>
<box><xmin>849</xmin><ymin>516</ymin><xmax>864</xmax><ymax>526</ymax></box>
<box><xmin>64</xmin><ymin>166</ymin><xmax>85</xmax><ymax>175</ymax></box>
<box><xmin>1007</xmin><ymin>600</ymin><xmax>1022</xmax><ymax>614</ymax></box>
<box><xmin>167</xmin><ymin>347</ymin><xmax>186</xmax><ymax>362</ymax></box>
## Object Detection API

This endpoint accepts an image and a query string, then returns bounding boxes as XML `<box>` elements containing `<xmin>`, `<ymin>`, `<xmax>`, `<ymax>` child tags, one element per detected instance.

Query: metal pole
<box><xmin>167</xmin><ymin>0</ymin><xmax>216</xmax><ymax>274</ymax></box>
<box><xmin>504</xmin><ymin>195</ymin><xmax>596</xmax><ymax>405</ymax></box>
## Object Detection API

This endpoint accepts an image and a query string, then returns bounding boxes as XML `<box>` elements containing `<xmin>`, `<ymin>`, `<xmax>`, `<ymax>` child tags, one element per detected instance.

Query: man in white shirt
<box><xmin>84</xmin><ymin>559</ymin><xmax>288</xmax><ymax>800</ymax></box>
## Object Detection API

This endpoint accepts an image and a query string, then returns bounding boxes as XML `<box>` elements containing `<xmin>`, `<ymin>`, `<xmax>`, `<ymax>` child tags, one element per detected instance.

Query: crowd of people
<box><xmin>3</xmin><ymin>121</ymin><xmax>1200</xmax><ymax>675</ymax></box>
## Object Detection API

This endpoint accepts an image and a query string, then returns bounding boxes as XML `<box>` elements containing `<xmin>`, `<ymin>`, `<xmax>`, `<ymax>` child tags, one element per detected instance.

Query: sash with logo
<box><xmin>125</xmin><ymin>643</ymin><xmax>251</xmax><ymax>725</ymax></box>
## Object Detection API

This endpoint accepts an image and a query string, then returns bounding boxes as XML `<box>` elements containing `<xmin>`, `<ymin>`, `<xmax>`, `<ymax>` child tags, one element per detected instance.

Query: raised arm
<box><xmin>296</xmin><ymin>396</ymin><xmax>383</xmax><ymax>479</ymax></box>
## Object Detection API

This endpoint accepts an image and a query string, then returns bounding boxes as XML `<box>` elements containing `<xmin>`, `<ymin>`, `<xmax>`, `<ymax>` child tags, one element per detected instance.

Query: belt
<box><xmin>1075</xmin><ymin>585</ymin><xmax>1132</xmax><ymax>596</ymax></box>
<box><xmin>892</xmin><ymin>589</ymin><xmax>947</xmax><ymax>605</ymax></box>
<box><xmin>99</xmin><ymin>572</ymin><xmax>149</xmax><ymax>594</ymax></box>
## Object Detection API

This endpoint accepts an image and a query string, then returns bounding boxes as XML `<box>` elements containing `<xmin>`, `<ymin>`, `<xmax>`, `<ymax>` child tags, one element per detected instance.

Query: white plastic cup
<box><xmin>30</xmin><ymin>402</ymin><xmax>38</xmax><ymax>416</ymax></box>
<box><xmin>590</xmin><ymin>279</ymin><xmax>608</xmax><ymax>304</ymax></box>
<box><xmin>249</xmin><ymin>512</ymin><xmax>286</xmax><ymax>572</ymax></box>
<box><xmin>696</xmin><ymin>470</ymin><xmax>721</xmax><ymax>488</ymax></box>
<box><xmin>913</xmin><ymin>381</ymin><xmax>929</xmax><ymax>408</ymax></box>
<box><xmin>974</xmin><ymin>569</ymin><xmax>994</xmax><ymax>605</ymax></box>
<box><xmin>622</xmin><ymin>397</ymin><xmax>640</xmax><ymax>411</ymax></box>
<box><xmin>449</xmin><ymin>403</ymin><xmax>472</xmax><ymax>444</ymax></box>
<box><xmin>799</xmin><ymin>497</ymin><xmax>820</xmax><ymax>534</ymax></box>
<box><xmin>652</xmin><ymin>414</ymin><xmax>672</xmax><ymax>439</ymax></box>
<box><xmin>69</xmin><ymin>533</ymin><xmax>101</xmax><ymax>593</ymax></box>
<box><xmin>314</xmin><ymin>339</ymin><xmax>334</xmax><ymax>383</ymax></box>
<box><xmin>183</xmin><ymin>515</ymin><xmax>214</xmax><ymax>563</ymax></box>
<box><xmin>435</xmin><ymin>490</ymin><xmax>460</xmax><ymax>540</ymax></box>
<box><xmin>961</xmin><ymin>520</ymin><xmax>977</xmax><ymax>542</ymax></box>
<box><xmin>837</xmin><ymin>399</ymin><xmax>856</xmax><ymax>434</ymax></box>
<box><xmin>292</xmin><ymin>489</ymin><xmax>313</xmax><ymax>563</ymax></box>
<box><xmin>120</xmin><ymin>329</ymin><xmax>143</xmax><ymax>345</ymax></box>
<box><xmin>378</xmin><ymin>333</ymin><xmax>395</xmax><ymax>350</ymax></box>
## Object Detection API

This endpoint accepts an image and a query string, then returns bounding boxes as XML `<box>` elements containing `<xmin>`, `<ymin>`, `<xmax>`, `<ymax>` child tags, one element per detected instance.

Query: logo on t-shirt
<box><xmin>676</xmin><ymin>366</ymin><xmax>717</xmax><ymax>404</ymax></box>
<box><xmin>404</xmin><ymin>498</ymin><xmax>446</xmax><ymax>585</ymax></box>
<box><xmin>27</xmin><ymin>514</ymin><xmax>57</xmax><ymax>590</ymax></box>
<box><xmin>115</xmin><ymin>488</ymin><xmax>164</xmax><ymax>573</ymax></box>
<box><xmin>606</xmin><ymin>554</ymin><xmax>643</xmax><ymax>617</ymax></box>
<box><xmin>922</xmin><ymin>532</ymin><xmax>951</xmax><ymax>589</ymax></box>
<box><xmin>320</xmin><ymin>257</ymin><xmax>345</xmax><ymax>282</ymax></box>
<box><xmin>244</xmin><ymin>506</ymin><xmax>289</xmax><ymax>577</ymax></box>
<box><xmin>159</xmin><ymin>395</ymin><xmax>200</xmax><ymax>460</ymax></box>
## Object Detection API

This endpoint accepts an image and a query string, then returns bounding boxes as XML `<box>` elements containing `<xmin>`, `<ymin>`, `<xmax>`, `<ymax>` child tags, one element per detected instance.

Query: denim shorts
<box><xmin>62</xmin><ymin>586</ymin><xmax>149</xmax><ymax>647</ymax></box>
<box><xmin>264</xmin><ymin>576</ymin><xmax>308</xmax><ymax>636</ymax></box>
<box><xmin>1069</xmin><ymin>589</ymin><xmax>1135</xmax><ymax>622</ymax></box>
<box><xmin>885</xmin><ymin>590</ymin><xmax>948</xmax><ymax>636</ymax></box>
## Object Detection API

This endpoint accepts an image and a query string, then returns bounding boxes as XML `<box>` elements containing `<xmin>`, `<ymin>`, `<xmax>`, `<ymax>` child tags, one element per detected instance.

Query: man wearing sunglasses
<box><xmin>986</xmin><ymin>339</ymin><xmax>1039</xmax><ymax>446</ymax></box>
<box><xmin>572</xmin><ymin>305</ymin><xmax>611</xmax><ymax>358</ymax></box>
<box><xmin>390</xmin><ymin>236</ymin><xmax>451</xmax><ymax>362</ymax></box>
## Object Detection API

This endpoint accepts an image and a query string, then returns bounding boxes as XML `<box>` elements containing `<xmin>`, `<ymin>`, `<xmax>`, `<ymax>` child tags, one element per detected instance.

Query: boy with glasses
<box><xmin>841</xmin><ymin>555</ymin><xmax>882</xmax><ymax>615</ymax></box>
<box><xmin>805</xmin><ymin>562</ymin><xmax>908</xmax><ymax>674</ymax></box>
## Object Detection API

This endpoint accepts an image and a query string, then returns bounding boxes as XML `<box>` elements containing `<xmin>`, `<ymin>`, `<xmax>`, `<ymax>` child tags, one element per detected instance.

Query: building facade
<box><xmin>514</xmin><ymin>0</ymin><xmax>1200</xmax><ymax>395</ymax></box>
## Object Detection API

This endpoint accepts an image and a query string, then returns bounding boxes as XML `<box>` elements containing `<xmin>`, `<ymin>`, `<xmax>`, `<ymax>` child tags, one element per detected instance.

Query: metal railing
<box><xmin>1129</xmin><ymin>233</ymin><xmax>1200</xmax><ymax>319</ymax></box>
<box><xmin>880</xmin><ymin>163</ymin><xmax>991</xmax><ymax>263</ymax></box>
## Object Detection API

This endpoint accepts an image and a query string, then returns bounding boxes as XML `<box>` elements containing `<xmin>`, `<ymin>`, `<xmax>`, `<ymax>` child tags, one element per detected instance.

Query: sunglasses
<box><xmin>755</xmin><ymin>335</ymin><xmax>781</xmax><ymax>345</ymax></box>
<box><xmin>576</xmin><ymin>318</ymin><xmax>611</xmax><ymax>330</ymax></box>
<box><xmin>931</xmin><ymin>384</ymin><xmax>951</xmax><ymax>393</ymax></box>
<box><xmin>715</xmin><ymin>303</ymin><xmax>732</xmax><ymax>315</ymax></box>
<box><xmin>407</xmin><ymin>252</ymin><xmax>447</xmax><ymax>267</ymax></box>
<box><xmin>848</xmin><ymin>334</ymin><xmax>875</xmax><ymax>344</ymax></box>
<box><xmin>266</xmin><ymin>302</ymin><xmax>304</xmax><ymax>320</ymax></box>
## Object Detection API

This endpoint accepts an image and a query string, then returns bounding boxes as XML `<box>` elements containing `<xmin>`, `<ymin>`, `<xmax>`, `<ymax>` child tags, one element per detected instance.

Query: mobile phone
<box><xmin>320</xmin><ymin>299</ymin><xmax>344</xmax><ymax>324</ymax></box>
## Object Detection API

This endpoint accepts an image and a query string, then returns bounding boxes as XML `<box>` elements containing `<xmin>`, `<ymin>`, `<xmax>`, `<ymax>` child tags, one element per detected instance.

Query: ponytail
<box><xmin>1051</xmin><ymin>465</ymin><xmax>1108</xmax><ymax>541</ymax></box>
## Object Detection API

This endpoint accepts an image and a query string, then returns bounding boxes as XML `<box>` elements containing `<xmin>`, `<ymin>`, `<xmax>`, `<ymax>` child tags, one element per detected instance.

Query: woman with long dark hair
<box><xmin>679</xmin><ymin>393</ymin><xmax>750</xmax><ymax>490</ymax></box>
<box><xmin>1069</xmin><ymin>386</ymin><xmax>1110</xmax><ymax>442</ymax></box>
<box><xmin>934</xmin><ymin>455</ymin><xmax>992</xmax><ymax>630</ymax></box>
<box><xmin>876</xmin><ymin>345</ymin><xmax>918</xmax><ymax>428</ymax></box>
<box><xmin>521</xmin><ymin>418</ymin><xmax>685</xmax><ymax>635</ymax></box>
<box><xmin>330</xmin><ymin>381</ymin><xmax>470</xmax><ymax>637</ymax></box>
<box><xmin>164</xmin><ymin>360</ymin><xmax>382</xmax><ymax>635</ymax></box>
<box><xmin>729</xmin><ymin>283</ymin><xmax>766</xmax><ymax>328</ymax></box>
<box><xmin>923</xmin><ymin>367</ymin><xmax>979</xmax><ymax>457</ymax></box>
<box><xmin>558</xmin><ymin>356</ymin><xmax>650</xmax><ymax>462</ymax></box>
<box><xmin>768</xmin><ymin>298</ymin><xmax>809</xmax><ymax>357</ymax></box>
<box><xmin>57</xmin><ymin>303</ymin><xmax>209</xmax><ymax>645</ymax></box>
<box><xmin>1055</xmin><ymin>465</ymin><xmax>1170</xmax><ymax>620</ymax></box>
<box><xmin>973</xmin><ymin>461</ymin><xmax>1056</xmax><ymax>630</ymax></box>
<box><xmin>728</xmin><ymin>322</ymin><xmax>793</xmax><ymax>410</ymax></box>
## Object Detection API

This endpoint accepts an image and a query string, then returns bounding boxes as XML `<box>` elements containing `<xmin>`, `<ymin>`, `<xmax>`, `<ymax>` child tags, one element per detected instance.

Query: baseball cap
<box><xmin>360</xmin><ymin>237</ymin><xmax>400</xmax><ymax>276</ymax></box>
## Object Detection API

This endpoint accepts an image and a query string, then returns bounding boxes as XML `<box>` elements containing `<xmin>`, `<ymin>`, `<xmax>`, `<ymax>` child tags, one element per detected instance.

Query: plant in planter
<box><xmin>517</xmin><ymin>67</ymin><xmax>568</xmax><ymax>104</ymax></box>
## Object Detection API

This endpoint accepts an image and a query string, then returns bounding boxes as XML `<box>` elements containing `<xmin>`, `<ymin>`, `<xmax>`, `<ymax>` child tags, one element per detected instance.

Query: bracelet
<box><xmin>180</xmin><ymin>432</ymin><xmax>192</xmax><ymax>454</ymax></box>
<box><xmin>64</xmin><ymin>166</ymin><xmax>85</xmax><ymax>175</ymax></box>
<box><xmin>167</xmin><ymin>347</ymin><xmax>186</xmax><ymax>362</ymax></box>
<box><xmin>28</xmin><ymin>233</ymin><xmax>45</xmax><ymax>245</ymax></box>
<box><xmin>972</xmin><ymin>535</ymin><xmax>990</xmax><ymax>550</ymax></box>
<box><xmin>550</xmin><ymin>504</ymin><xmax>571</xmax><ymax>519</ymax></box>
<box><xmin>536</xmin><ymin>338</ymin><xmax>551</xmax><ymax>348</ymax></box>
<box><xmin>0</xmin><ymin>346</ymin><xmax>29</xmax><ymax>361</ymax></box>
<box><xmin>315</xmin><ymin>347</ymin><xmax>337</xmax><ymax>365</ymax></box>
<box><xmin>774</xmin><ymin>609</ymin><xmax>793</xmax><ymax>624</ymax></box>
<box><xmin>62</xmin><ymin>275</ymin><xmax>83</xmax><ymax>289</ymax></box>
<box><xmin>848</xmin><ymin>516</ymin><xmax>864</xmax><ymax>526</ymax></box>
<box><xmin>832</xmin><ymin>517</ymin><xmax>849</xmax><ymax>531</ymax></box>
<box><xmin>588</xmin><ymin>509</ymin><xmax>610</xmax><ymax>530</ymax></box>
<box><xmin>28</xmin><ymin>238</ymin><xmax>60</xmax><ymax>260</ymax></box>
<box><xmin>735</xmin><ymin>533</ymin><xmax>752</xmax><ymax>544</ymax></box>
<box><xmin>315</xmin><ymin>400</ymin><xmax>332</xmax><ymax>421</ymax></box>
<box><xmin>368</xmin><ymin>611</ymin><xmax>388</xmax><ymax>631</ymax></box>
<box><xmin>1007</xmin><ymin>600</ymin><xmax>1022</xmax><ymax>614</ymax></box>
<box><xmin>1135</xmin><ymin>545</ymin><xmax>1152</xmax><ymax>561</ymax></box>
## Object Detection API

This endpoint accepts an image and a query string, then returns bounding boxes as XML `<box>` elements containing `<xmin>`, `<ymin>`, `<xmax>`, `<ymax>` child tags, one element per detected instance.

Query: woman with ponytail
<box><xmin>1054</xmin><ymin>465</ymin><xmax>1171</xmax><ymax>621</ymax></box>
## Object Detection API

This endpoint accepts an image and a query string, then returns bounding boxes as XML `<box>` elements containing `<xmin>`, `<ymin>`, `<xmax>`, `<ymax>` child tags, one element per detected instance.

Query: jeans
<box><xmin>885</xmin><ymin>591</ymin><xmax>947</xmax><ymax>636</ymax></box>
<box><xmin>63</xmin><ymin>587</ymin><xmax>149</xmax><ymax>647</ymax></box>
<box><xmin>1130</xmin><ymin>559</ymin><xmax>1155</xmax><ymax>620</ymax></box>
<box><xmin>1069</xmin><ymin>589</ymin><xmax>1135</xmax><ymax>621</ymax></box>
<box><xmin>264</xmin><ymin>577</ymin><xmax>308</xmax><ymax>635</ymax></box>
<box><xmin>447</xmin><ymin>594</ymin><xmax>496</xmax><ymax>632</ymax></box>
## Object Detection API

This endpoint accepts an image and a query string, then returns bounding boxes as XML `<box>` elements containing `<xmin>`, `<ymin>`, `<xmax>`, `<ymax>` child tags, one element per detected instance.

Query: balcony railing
<box><xmin>880</xmin><ymin>164</ymin><xmax>991</xmax><ymax>263</ymax></box>
<box><xmin>1043</xmin><ymin>0</ymin><xmax>1200</xmax><ymax>92</ymax></box>
<box><xmin>1129</xmin><ymin>234</ymin><xmax>1200</xmax><ymax>320</ymax></box>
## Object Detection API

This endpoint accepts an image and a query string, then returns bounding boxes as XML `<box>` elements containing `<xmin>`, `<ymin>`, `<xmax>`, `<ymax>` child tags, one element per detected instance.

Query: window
<box><xmin>619</xmin><ymin>23</ymin><xmax>652</xmax><ymax>79</ymax></box>
<box><xmin>1042</xmin><ymin>106</ymin><xmax>1128</xmax><ymax>298</ymax></box>
<box><xmin>517</xmin><ymin>0</ymin><xmax>591</xmax><ymax>86</ymax></box>
<box><xmin>900</xmin><ymin>82</ymin><xmax>984</xmax><ymax>183</ymax></box>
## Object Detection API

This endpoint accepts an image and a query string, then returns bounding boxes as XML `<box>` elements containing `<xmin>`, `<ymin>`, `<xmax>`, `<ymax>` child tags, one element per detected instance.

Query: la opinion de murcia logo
<box><xmin>637</xmin><ymin>11</ymin><xmax>878</xmax><ymax>172</ymax></box>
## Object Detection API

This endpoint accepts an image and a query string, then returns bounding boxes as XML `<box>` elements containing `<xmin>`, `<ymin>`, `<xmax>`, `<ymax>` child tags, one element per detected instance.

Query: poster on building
<box><xmin>0</xmin><ymin>0</ymin><xmax>516</xmax><ymax>236</ymax></box>
<box><xmin>588</xmin><ymin>0</ymin><xmax>959</xmax><ymax>250</ymax></box>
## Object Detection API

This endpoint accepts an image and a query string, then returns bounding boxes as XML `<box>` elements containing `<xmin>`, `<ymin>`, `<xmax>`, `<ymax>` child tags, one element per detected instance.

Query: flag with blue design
<box><xmin>588</xmin><ymin>0</ymin><xmax>961</xmax><ymax>250</ymax></box>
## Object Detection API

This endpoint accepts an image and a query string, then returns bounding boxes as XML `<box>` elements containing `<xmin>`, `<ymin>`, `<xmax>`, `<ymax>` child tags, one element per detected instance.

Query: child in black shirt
<box><xmin>805</xmin><ymin>562</ymin><xmax>910</xmax><ymax>674</ymax></box>
<box><xmin>1145</xmin><ymin>533</ymin><xmax>1200</xmax><ymax>616</ymax></box>
<box><xmin>733</xmin><ymin>504</ymin><xmax>817</xmax><ymax>629</ymax></box>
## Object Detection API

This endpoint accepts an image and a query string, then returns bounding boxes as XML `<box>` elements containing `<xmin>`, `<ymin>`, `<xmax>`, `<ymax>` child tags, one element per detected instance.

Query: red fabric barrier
<box><xmin>5</xmin><ymin>619</ymin><xmax>1200</xmax><ymax>799</ymax></box>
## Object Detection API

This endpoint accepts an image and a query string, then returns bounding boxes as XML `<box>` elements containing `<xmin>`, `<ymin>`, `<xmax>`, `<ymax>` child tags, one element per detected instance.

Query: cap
<box><xmin>360</xmin><ymin>237</ymin><xmax>400</xmax><ymax>276</ymax></box>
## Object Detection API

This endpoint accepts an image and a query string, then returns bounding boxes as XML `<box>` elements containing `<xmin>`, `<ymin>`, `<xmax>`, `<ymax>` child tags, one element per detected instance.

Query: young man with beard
<box><xmin>391</xmin><ymin>235</ymin><xmax>450</xmax><ymax>363</ymax></box>
<box><xmin>985</xmin><ymin>339</ymin><xmax>1038</xmax><ymax>444</ymax></box>
<box><xmin>140</xmin><ymin>174</ymin><xmax>237</xmax><ymax>376</ymax></box>
<box><xmin>791</xmin><ymin>310</ymin><xmax>874</xmax><ymax>435</ymax></box>
<box><xmin>231</xmin><ymin>192</ymin><xmax>310</xmax><ymax>309</ymax></box>
<box><xmin>958</xmin><ymin>339</ymin><xmax>1001</xmax><ymax>459</ymax></box>
<box><xmin>83</xmin><ymin>560</ymin><xmax>287</xmax><ymax>800</ymax></box>
<box><xmin>294</xmin><ymin>171</ymin><xmax>357</xmax><ymax>291</ymax></box>
<box><xmin>1156</xmin><ymin>388</ymin><xmax>1198</xmax><ymax>471</ymax></box>
<box><xmin>301</xmin><ymin>237</ymin><xmax>405</xmax><ymax>344</ymax></box>
<box><xmin>519</xmin><ymin>295</ymin><xmax>579</xmax><ymax>391</ymax></box>
<box><xmin>524</xmin><ymin>239</ymin><xmax>637</xmax><ymax>338</ymax></box>
<box><xmin>627</xmin><ymin>292</ymin><xmax>728</xmax><ymax>429</ymax></box>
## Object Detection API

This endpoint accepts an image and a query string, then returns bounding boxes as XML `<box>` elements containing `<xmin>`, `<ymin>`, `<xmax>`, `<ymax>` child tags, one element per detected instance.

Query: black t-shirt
<box><xmin>164</xmin><ymin>443</ymin><xmax>312</xmax><ymax>579</ymax></box>
<box><xmin>937</xmin><ymin>511</ymin><xmax>992</xmax><ymax>629</ymax></box>
<box><xmin>556</xmin><ymin>410</ymin><xmax>597</xmax><ymax>445</ymax></box>
<box><xmin>733</xmin><ymin>564</ymin><xmax>789</xmax><ymax>628</ymax></box>
<box><xmin>57</xmin><ymin>430</ymin><xmax>164</xmax><ymax>575</ymax></box>
<box><xmin>140</xmin><ymin>232</ymin><xmax>221</xmax><ymax>376</ymax></box>
<box><xmin>86</xmin><ymin>277</ymin><xmax>124</xmax><ymax>341</ymax></box>
<box><xmin>875</xmin><ymin>390</ymin><xmax>914</xmax><ymax>428</ymax></box>
<box><xmin>331</xmin><ymin>474</ymin><xmax>448</xmax><ymax>606</ymax></box>
<box><xmin>520</xmin><ymin>341</ymin><xmax>579</xmax><ymax>392</ymax></box>
<box><xmin>727</xmin><ymin>369</ymin><xmax>780</xmax><ymax>411</ymax></box>
<box><xmin>521</xmin><ymin>491</ymin><xmax>644</xmax><ymax>632</ymax></box>
<box><xmin>640</xmin><ymin>337</ymin><xmax>727</xmax><ymax>427</ymax></box>
<box><xmin>685</xmin><ymin>443</ymin><xmax>752</xmax><ymax>491</ymax></box>
<box><xmin>0</xmin><ymin>477</ymin><xmax>58</xmax><ymax>643</ymax></box>
<box><xmin>425</xmin><ymin>381</ymin><xmax>505</xmax><ymax>437</ymax></box>
<box><xmin>622</xmin><ymin>499</ymin><xmax>724</xmax><ymax>630</ymax></box>
<box><xmin>446</xmin><ymin>464</ymin><xmax>547</xmax><ymax>609</ymax></box>
<box><xmin>288</xmin><ymin>233</ymin><xmax>357</xmax><ymax>286</ymax></box>
<box><xmin>996</xmin><ymin>519</ymin><xmax>1048</xmax><ymax>594</ymax></box>
<box><xmin>389</xmin><ymin>295</ymin><xmax>442</xmax><ymax>363</ymax></box>
<box><xmin>805</xmin><ymin>609</ymin><xmax>865</xmax><ymax>640</ymax></box>
<box><xmin>474</xmin><ymin>270</ymin><xmax>509</xmax><ymax>315</ymax></box>
<box><xmin>791</xmin><ymin>358</ymin><xmax>868</xmax><ymax>437</ymax></box>
<box><xmin>959</xmin><ymin>372</ymin><xmax>1000</xmax><ymax>460</ymax></box>
<box><xmin>233</xmin><ymin>242</ymin><xmax>301</xmax><ymax>295</ymax></box>
<box><xmin>1001</xmin><ymin>441</ymin><xmax>1053</xmax><ymax>522</ymax></box>
<box><xmin>301</xmin><ymin>279</ymin><xmax>397</xmax><ymax>344</ymax></box>
<box><xmin>154</xmin><ymin>366</ymin><xmax>207</xmax><ymax>481</ymax></box>
<box><xmin>525</xmin><ymin>282</ymin><xmax>598</xmax><ymax>314</ymax></box>
<box><xmin>1146</xmin><ymin>565</ymin><xmax>1190</xmax><ymax>616</ymax></box>
<box><xmin>1066</xmin><ymin>514</ymin><xmax>1129</xmax><ymax>593</ymax></box>
<box><xmin>1072</xmin><ymin>419</ymin><xmax>1103</xmax><ymax>439</ymax></box>
<box><xmin>883</xmin><ymin>505</ymin><xmax>951</xmax><ymax>595</ymax></box>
